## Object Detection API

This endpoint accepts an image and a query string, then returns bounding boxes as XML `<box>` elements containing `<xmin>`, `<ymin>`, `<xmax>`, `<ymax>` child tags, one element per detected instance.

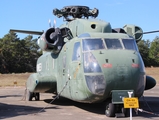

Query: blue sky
<box><xmin>0</xmin><ymin>0</ymin><xmax>159</xmax><ymax>41</ymax></box>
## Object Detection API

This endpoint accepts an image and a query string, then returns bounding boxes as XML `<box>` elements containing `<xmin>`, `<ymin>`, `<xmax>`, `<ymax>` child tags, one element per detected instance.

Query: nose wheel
<box><xmin>105</xmin><ymin>101</ymin><xmax>115</xmax><ymax>117</ymax></box>
<box><xmin>105</xmin><ymin>100</ymin><xmax>128</xmax><ymax>117</ymax></box>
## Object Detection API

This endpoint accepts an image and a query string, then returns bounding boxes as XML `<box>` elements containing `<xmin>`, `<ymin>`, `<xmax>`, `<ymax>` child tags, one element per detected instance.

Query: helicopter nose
<box><xmin>99</xmin><ymin>50</ymin><xmax>145</xmax><ymax>96</ymax></box>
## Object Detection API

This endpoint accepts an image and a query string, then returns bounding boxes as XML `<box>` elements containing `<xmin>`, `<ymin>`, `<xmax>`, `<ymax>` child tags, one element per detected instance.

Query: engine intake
<box><xmin>37</xmin><ymin>28</ymin><xmax>64</xmax><ymax>54</ymax></box>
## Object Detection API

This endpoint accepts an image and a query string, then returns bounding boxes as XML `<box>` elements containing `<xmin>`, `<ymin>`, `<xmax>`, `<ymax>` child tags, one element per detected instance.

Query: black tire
<box><xmin>26</xmin><ymin>89</ymin><xmax>33</xmax><ymax>101</ymax></box>
<box><xmin>105</xmin><ymin>102</ymin><xmax>115</xmax><ymax>117</ymax></box>
<box><xmin>121</xmin><ymin>107</ymin><xmax>129</xmax><ymax>117</ymax></box>
<box><xmin>35</xmin><ymin>93</ymin><xmax>40</xmax><ymax>101</ymax></box>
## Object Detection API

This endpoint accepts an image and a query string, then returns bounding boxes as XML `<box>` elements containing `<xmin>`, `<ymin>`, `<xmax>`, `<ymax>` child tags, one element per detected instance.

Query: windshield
<box><xmin>83</xmin><ymin>52</ymin><xmax>102</xmax><ymax>73</ymax></box>
<box><xmin>104</xmin><ymin>39</ymin><xmax>122</xmax><ymax>49</ymax></box>
<box><xmin>122</xmin><ymin>39</ymin><xmax>138</xmax><ymax>51</ymax></box>
<box><xmin>82</xmin><ymin>39</ymin><xmax>105</xmax><ymax>51</ymax></box>
<box><xmin>82</xmin><ymin>38</ymin><xmax>138</xmax><ymax>51</ymax></box>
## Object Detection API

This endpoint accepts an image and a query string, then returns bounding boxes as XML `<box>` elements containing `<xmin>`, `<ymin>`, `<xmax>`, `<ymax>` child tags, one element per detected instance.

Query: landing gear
<box><xmin>35</xmin><ymin>93</ymin><xmax>40</xmax><ymax>101</ymax></box>
<box><xmin>121</xmin><ymin>107</ymin><xmax>129</xmax><ymax>117</ymax></box>
<box><xmin>26</xmin><ymin>89</ymin><xmax>40</xmax><ymax>101</ymax></box>
<box><xmin>105</xmin><ymin>100</ymin><xmax>128</xmax><ymax>117</ymax></box>
<box><xmin>26</xmin><ymin>89</ymin><xmax>33</xmax><ymax>101</ymax></box>
<box><xmin>105</xmin><ymin>101</ymin><xmax>115</xmax><ymax>117</ymax></box>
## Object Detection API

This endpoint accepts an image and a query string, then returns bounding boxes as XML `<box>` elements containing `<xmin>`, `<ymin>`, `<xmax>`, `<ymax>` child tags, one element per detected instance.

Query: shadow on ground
<box><xmin>0</xmin><ymin>102</ymin><xmax>45</xmax><ymax>119</ymax></box>
<box><xmin>136</xmin><ymin>96</ymin><xmax>159</xmax><ymax>118</ymax></box>
<box><xmin>44</xmin><ymin>96</ymin><xmax>159</xmax><ymax>118</ymax></box>
<box><xmin>0</xmin><ymin>95</ymin><xmax>22</xmax><ymax>98</ymax></box>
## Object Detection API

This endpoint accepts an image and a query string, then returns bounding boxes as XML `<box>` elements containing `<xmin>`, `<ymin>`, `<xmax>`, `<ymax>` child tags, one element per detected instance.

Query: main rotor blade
<box><xmin>10</xmin><ymin>29</ymin><xmax>44</xmax><ymax>35</ymax></box>
<box><xmin>143</xmin><ymin>30</ymin><xmax>159</xmax><ymax>34</ymax></box>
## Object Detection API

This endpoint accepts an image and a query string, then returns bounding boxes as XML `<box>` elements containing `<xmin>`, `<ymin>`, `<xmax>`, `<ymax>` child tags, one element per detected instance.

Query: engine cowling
<box><xmin>123</xmin><ymin>24</ymin><xmax>143</xmax><ymax>42</ymax></box>
<box><xmin>37</xmin><ymin>28</ymin><xmax>64</xmax><ymax>54</ymax></box>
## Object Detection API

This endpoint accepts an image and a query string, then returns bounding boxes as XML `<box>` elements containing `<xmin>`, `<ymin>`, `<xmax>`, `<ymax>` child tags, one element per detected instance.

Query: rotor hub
<box><xmin>53</xmin><ymin>6</ymin><xmax>99</xmax><ymax>21</ymax></box>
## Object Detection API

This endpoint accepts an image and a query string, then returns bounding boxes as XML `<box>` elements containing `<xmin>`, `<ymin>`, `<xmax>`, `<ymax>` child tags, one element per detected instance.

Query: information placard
<box><xmin>124</xmin><ymin>97</ymin><xmax>139</xmax><ymax>108</ymax></box>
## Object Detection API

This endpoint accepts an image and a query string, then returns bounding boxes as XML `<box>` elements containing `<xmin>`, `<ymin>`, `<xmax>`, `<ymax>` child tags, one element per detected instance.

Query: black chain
<box><xmin>138</xmin><ymin>108</ymin><xmax>159</xmax><ymax>116</ymax></box>
<box><xmin>34</xmin><ymin>79</ymin><xmax>70</xmax><ymax>115</ymax></box>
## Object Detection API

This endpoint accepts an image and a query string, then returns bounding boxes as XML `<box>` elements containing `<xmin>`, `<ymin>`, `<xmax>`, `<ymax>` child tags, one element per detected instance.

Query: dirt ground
<box><xmin>145</xmin><ymin>67</ymin><xmax>159</xmax><ymax>84</ymax></box>
<box><xmin>0</xmin><ymin>73</ymin><xmax>32</xmax><ymax>87</ymax></box>
<box><xmin>0</xmin><ymin>67</ymin><xmax>158</xmax><ymax>87</ymax></box>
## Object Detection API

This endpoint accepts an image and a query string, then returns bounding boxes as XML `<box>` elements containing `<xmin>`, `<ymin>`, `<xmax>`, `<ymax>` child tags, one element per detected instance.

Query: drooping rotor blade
<box><xmin>143</xmin><ymin>30</ymin><xmax>159</xmax><ymax>34</ymax></box>
<box><xmin>10</xmin><ymin>29</ymin><xmax>44</xmax><ymax>35</ymax></box>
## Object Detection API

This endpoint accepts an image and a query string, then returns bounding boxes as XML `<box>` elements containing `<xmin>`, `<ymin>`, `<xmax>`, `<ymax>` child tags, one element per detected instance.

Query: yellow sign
<box><xmin>124</xmin><ymin>97</ymin><xmax>139</xmax><ymax>108</ymax></box>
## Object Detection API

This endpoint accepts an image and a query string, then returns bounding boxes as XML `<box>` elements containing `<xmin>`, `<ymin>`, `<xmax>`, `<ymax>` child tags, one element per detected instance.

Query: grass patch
<box><xmin>0</xmin><ymin>73</ymin><xmax>31</xmax><ymax>87</ymax></box>
<box><xmin>0</xmin><ymin>67</ymin><xmax>158</xmax><ymax>87</ymax></box>
<box><xmin>145</xmin><ymin>67</ymin><xmax>159</xmax><ymax>84</ymax></box>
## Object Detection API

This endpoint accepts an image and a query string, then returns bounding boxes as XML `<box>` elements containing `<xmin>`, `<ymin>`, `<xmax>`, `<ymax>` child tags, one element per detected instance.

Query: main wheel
<box><xmin>121</xmin><ymin>107</ymin><xmax>129</xmax><ymax>117</ymax></box>
<box><xmin>105</xmin><ymin>102</ymin><xmax>115</xmax><ymax>117</ymax></box>
<box><xmin>26</xmin><ymin>89</ymin><xmax>33</xmax><ymax>101</ymax></box>
<box><xmin>35</xmin><ymin>93</ymin><xmax>40</xmax><ymax>101</ymax></box>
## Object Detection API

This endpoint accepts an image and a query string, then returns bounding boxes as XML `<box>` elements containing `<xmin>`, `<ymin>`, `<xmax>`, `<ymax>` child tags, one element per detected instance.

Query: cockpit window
<box><xmin>122</xmin><ymin>39</ymin><xmax>138</xmax><ymax>51</ymax></box>
<box><xmin>82</xmin><ymin>39</ymin><xmax>105</xmax><ymax>51</ymax></box>
<box><xmin>83</xmin><ymin>52</ymin><xmax>102</xmax><ymax>73</ymax></box>
<box><xmin>104</xmin><ymin>39</ymin><xmax>122</xmax><ymax>49</ymax></box>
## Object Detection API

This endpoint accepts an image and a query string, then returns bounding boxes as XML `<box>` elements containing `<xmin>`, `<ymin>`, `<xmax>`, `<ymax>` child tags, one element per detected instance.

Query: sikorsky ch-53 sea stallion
<box><xmin>10</xmin><ymin>6</ymin><xmax>158</xmax><ymax>117</ymax></box>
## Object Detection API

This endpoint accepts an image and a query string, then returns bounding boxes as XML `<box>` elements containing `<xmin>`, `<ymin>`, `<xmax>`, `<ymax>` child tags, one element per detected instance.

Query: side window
<box><xmin>122</xmin><ymin>39</ymin><xmax>138</xmax><ymax>51</ymax></box>
<box><xmin>72</xmin><ymin>42</ymin><xmax>81</xmax><ymax>61</ymax></box>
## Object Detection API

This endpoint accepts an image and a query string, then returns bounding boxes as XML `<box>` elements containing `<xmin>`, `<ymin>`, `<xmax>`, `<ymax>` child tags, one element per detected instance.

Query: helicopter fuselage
<box><xmin>27</xmin><ymin>32</ymin><xmax>146</xmax><ymax>103</ymax></box>
<box><xmin>11</xmin><ymin>5</ymin><xmax>157</xmax><ymax>117</ymax></box>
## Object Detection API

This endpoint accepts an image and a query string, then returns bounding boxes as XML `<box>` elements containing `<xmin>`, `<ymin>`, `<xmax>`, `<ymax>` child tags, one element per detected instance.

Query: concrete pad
<box><xmin>0</xmin><ymin>86</ymin><xmax>159</xmax><ymax>120</ymax></box>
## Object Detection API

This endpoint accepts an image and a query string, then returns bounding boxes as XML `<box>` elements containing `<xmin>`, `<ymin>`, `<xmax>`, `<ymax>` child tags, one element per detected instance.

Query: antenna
<box><xmin>48</xmin><ymin>19</ymin><xmax>51</xmax><ymax>28</ymax></box>
<box><xmin>53</xmin><ymin>19</ymin><xmax>56</xmax><ymax>28</ymax></box>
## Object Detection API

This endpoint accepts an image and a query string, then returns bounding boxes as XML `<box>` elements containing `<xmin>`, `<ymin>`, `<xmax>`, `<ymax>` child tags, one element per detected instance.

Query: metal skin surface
<box><xmin>28</xmin><ymin>29</ymin><xmax>146</xmax><ymax>103</ymax></box>
<box><xmin>10</xmin><ymin>6</ymin><xmax>157</xmax><ymax>117</ymax></box>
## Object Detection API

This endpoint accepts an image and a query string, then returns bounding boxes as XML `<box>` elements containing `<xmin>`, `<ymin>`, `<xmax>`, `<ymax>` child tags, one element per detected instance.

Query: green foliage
<box><xmin>0</xmin><ymin>31</ymin><xmax>158</xmax><ymax>73</ymax></box>
<box><xmin>0</xmin><ymin>32</ymin><xmax>41</xmax><ymax>73</ymax></box>
<box><xmin>138</xmin><ymin>36</ymin><xmax>159</xmax><ymax>67</ymax></box>
<box><xmin>149</xmin><ymin>37</ymin><xmax>159</xmax><ymax>66</ymax></box>
<box><xmin>137</xmin><ymin>40</ymin><xmax>151</xmax><ymax>66</ymax></box>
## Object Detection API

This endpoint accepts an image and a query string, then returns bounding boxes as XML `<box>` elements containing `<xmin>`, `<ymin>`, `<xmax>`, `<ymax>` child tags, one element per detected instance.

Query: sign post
<box><xmin>128</xmin><ymin>92</ymin><xmax>133</xmax><ymax>120</ymax></box>
<box><xmin>123</xmin><ymin>92</ymin><xmax>139</xmax><ymax>120</ymax></box>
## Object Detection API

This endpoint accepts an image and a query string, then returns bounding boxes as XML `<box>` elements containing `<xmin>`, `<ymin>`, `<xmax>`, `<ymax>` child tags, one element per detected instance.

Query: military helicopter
<box><xmin>10</xmin><ymin>6</ymin><xmax>158</xmax><ymax>117</ymax></box>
